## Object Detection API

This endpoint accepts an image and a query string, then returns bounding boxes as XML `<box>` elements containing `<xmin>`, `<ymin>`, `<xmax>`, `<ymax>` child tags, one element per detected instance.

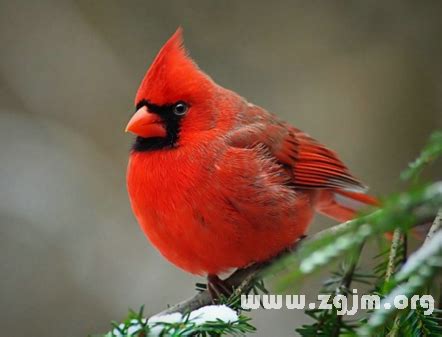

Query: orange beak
<box><xmin>125</xmin><ymin>106</ymin><xmax>167</xmax><ymax>138</ymax></box>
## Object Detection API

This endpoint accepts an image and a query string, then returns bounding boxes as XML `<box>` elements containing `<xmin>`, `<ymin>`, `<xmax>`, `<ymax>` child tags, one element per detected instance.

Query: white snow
<box><xmin>112</xmin><ymin>305</ymin><xmax>239</xmax><ymax>336</ymax></box>
<box><xmin>188</xmin><ymin>304</ymin><xmax>238</xmax><ymax>324</ymax></box>
<box><xmin>147</xmin><ymin>312</ymin><xmax>183</xmax><ymax>336</ymax></box>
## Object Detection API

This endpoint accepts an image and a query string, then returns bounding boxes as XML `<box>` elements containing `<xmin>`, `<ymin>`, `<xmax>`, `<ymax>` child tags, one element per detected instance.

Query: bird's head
<box><xmin>126</xmin><ymin>28</ymin><xmax>219</xmax><ymax>152</ymax></box>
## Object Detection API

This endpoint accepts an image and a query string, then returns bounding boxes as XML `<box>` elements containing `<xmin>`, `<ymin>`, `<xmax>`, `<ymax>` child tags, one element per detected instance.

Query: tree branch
<box><xmin>424</xmin><ymin>208</ymin><xmax>442</xmax><ymax>244</ymax></box>
<box><xmin>385</xmin><ymin>229</ymin><xmax>404</xmax><ymax>282</ymax></box>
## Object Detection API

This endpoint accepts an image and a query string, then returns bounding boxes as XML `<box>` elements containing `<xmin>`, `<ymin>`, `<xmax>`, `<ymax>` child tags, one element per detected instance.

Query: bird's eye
<box><xmin>173</xmin><ymin>102</ymin><xmax>188</xmax><ymax>116</ymax></box>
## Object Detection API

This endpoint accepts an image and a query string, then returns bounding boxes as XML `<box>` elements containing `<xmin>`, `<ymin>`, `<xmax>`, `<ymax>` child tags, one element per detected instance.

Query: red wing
<box><xmin>227</xmin><ymin>106</ymin><xmax>366</xmax><ymax>192</ymax></box>
<box><xmin>285</xmin><ymin>129</ymin><xmax>366</xmax><ymax>191</ymax></box>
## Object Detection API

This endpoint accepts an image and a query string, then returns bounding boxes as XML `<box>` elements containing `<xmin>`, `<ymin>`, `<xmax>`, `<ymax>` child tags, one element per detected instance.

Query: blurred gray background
<box><xmin>0</xmin><ymin>1</ymin><xmax>441</xmax><ymax>336</ymax></box>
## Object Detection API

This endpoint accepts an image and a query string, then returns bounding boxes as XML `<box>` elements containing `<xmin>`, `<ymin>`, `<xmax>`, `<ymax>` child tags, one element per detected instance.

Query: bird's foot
<box><xmin>207</xmin><ymin>274</ymin><xmax>233</xmax><ymax>303</ymax></box>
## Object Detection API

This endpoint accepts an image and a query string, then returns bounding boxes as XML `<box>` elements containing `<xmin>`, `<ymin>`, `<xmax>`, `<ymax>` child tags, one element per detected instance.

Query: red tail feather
<box><xmin>316</xmin><ymin>190</ymin><xmax>379</xmax><ymax>222</ymax></box>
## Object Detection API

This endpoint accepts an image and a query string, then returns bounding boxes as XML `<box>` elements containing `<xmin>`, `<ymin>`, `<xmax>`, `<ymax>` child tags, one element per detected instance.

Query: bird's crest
<box><xmin>135</xmin><ymin>28</ymin><xmax>212</xmax><ymax>106</ymax></box>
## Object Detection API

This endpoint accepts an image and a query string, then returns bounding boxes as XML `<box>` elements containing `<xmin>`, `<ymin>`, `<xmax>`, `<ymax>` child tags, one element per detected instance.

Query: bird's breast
<box><xmin>127</xmin><ymin>147</ymin><xmax>213</xmax><ymax>218</ymax></box>
<box><xmin>126</xmin><ymin>146</ymin><xmax>227</xmax><ymax>273</ymax></box>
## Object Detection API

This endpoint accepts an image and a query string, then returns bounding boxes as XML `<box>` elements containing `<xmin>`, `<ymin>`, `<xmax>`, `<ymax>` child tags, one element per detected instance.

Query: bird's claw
<box><xmin>207</xmin><ymin>274</ymin><xmax>233</xmax><ymax>303</ymax></box>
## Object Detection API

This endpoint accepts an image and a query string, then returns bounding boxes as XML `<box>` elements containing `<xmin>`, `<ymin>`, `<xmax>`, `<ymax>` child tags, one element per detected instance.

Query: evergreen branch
<box><xmin>358</xmin><ymin>229</ymin><xmax>442</xmax><ymax>336</ymax></box>
<box><xmin>296</xmin><ymin>251</ymin><xmax>363</xmax><ymax>337</ymax></box>
<box><xmin>384</xmin><ymin>228</ymin><xmax>407</xmax><ymax>337</ymax></box>
<box><xmin>403</xmin><ymin>307</ymin><xmax>442</xmax><ymax>337</ymax></box>
<box><xmin>401</xmin><ymin>130</ymin><xmax>442</xmax><ymax>182</ymax></box>
<box><xmin>275</xmin><ymin>182</ymin><xmax>442</xmax><ymax>289</ymax></box>
<box><xmin>326</xmin><ymin>245</ymin><xmax>364</xmax><ymax>337</ymax></box>
<box><xmin>425</xmin><ymin>208</ymin><xmax>442</xmax><ymax>244</ymax></box>
<box><xmin>385</xmin><ymin>229</ymin><xmax>404</xmax><ymax>282</ymax></box>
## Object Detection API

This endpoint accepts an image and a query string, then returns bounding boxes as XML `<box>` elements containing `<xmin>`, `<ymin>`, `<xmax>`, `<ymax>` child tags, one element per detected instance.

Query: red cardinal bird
<box><xmin>126</xmin><ymin>28</ymin><xmax>377</xmax><ymax>291</ymax></box>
